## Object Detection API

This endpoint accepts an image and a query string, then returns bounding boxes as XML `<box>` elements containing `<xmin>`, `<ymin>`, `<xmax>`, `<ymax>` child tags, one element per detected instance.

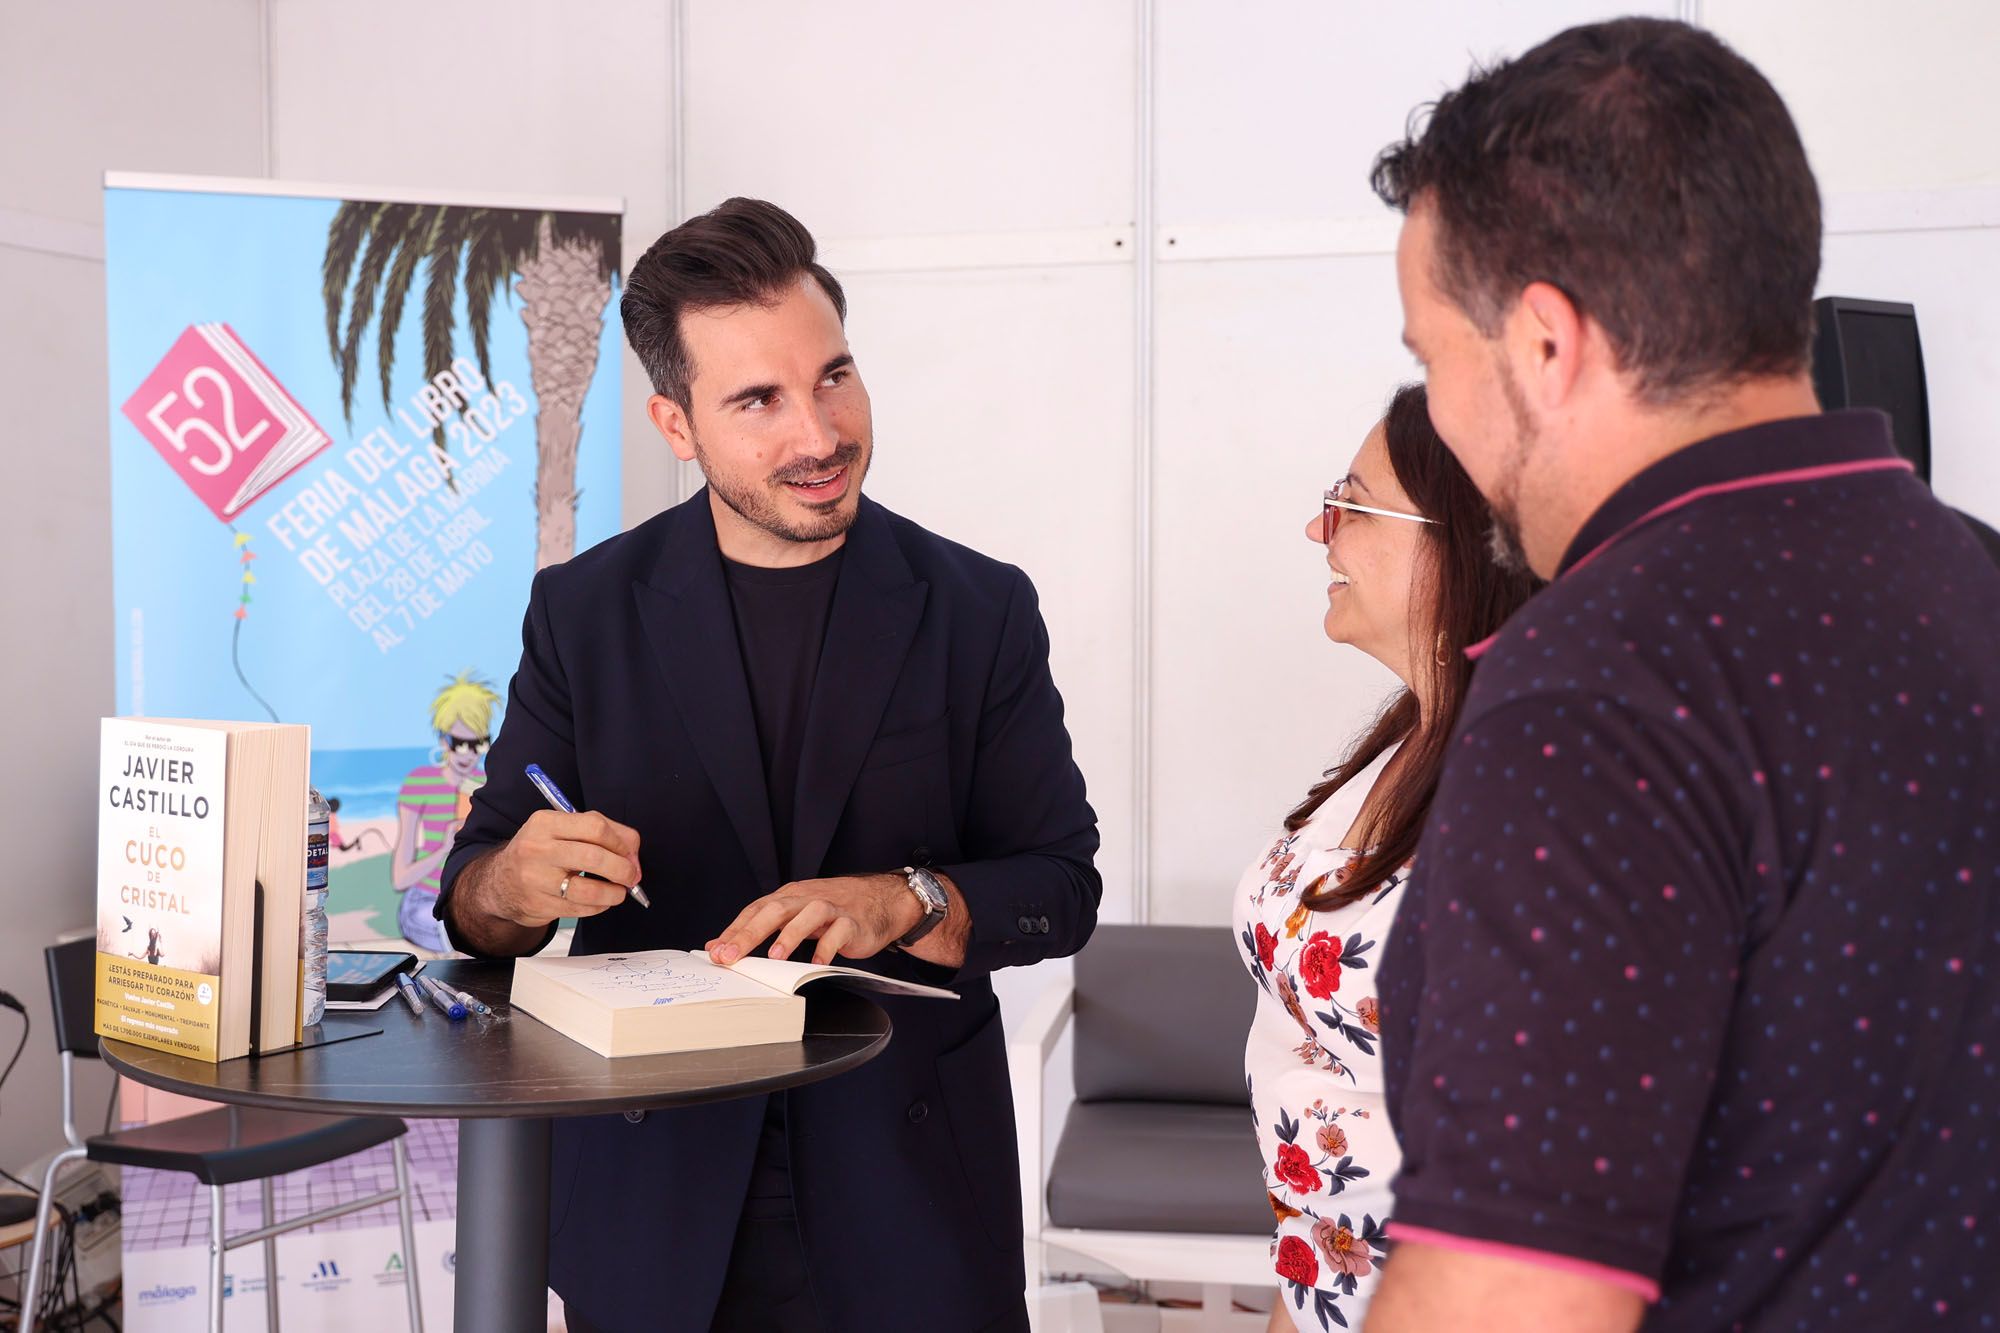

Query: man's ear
<box><xmin>1513</xmin><ymin>280</ymin><xmax>1586</xmax><ymax>410</ymax></box>
<box><xmin>648</xmin><ymin>394</ymin><xmax>698</xmax><ymax>462</ymax></box>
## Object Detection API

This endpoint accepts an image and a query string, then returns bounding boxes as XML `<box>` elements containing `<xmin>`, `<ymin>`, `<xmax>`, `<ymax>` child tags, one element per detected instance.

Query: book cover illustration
<box><xmin>94</xmin><ymin>719</ymin><xmax>230</xmax><ymax>1059</ymax></box>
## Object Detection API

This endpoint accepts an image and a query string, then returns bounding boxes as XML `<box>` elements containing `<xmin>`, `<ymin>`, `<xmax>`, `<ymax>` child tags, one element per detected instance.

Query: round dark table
<box><xmin>100</xmin><ymin>958</ymin><xmax>892</xmax><ymax>1333</ymax></box>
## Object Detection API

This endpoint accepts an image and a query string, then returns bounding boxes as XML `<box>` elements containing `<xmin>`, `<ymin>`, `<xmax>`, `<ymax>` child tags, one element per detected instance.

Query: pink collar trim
<box><xmin>1461</xmin><ymin>456</ymin><xmax>1914</xmax><ymax>663</ymax></box>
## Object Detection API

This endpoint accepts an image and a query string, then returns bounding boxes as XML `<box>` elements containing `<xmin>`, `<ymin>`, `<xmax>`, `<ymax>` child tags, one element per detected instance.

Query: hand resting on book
<box><xmin>706</xmin><ymin>872</ymin><xmax>969</xmax><ymax>969</ymax></box>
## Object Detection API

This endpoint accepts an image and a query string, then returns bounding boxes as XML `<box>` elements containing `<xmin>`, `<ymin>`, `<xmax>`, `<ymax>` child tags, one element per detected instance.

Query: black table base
<box><xmin>457</xmin><ymin>1116</ymin><xmax>551</xmax><ymax>1333</ymax></box>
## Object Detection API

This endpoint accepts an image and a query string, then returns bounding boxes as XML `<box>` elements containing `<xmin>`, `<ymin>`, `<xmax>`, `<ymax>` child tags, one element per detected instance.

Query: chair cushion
<box><xmin>1073</xmin><ymin>924</ymin><xmax>1254</xmax><ymax>1106</ymax></box>
<box><xmin>87</xmin><ymin>1106</ymin><xmax>405</xmax><ymax>1186</ymax></box>
<box><xmin>1046</xmin><ymin>1100</ymin><xmax>1270</xmax><ymax>1235</ymax></box>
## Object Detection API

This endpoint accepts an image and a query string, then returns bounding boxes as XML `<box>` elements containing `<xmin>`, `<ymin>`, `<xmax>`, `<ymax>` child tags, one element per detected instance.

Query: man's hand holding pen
<box><xmin>480</xmin><ymin>807</ymin><xmax>644</xmax><ymax>929</ymax></box>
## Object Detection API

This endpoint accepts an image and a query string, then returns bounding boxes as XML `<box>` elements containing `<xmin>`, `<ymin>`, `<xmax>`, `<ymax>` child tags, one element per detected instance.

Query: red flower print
<box><xmin>1255</xmin><ymin>923</ymin><xmax>1277</xmax><ymax>970</ymax></box>
<box><xmin>1273</xmin><ymin>1141</ymin><xmax>1320</xmax><ymax>1195</ymax></box>
<box><xmin>1356</xmin><ymin>996</ymin><xmax>1380</xmax><ymax>1033</ymax></box>
<box><xmin>1313</xmin><ymin>1219</ymin><xmax>1374</xmax><ymax>1278</ymax></box>
<box><xmin>1275</xmin><ymin>1234</ymin><xmax>1319</xmax><ymax>1286</ymax></box>
<box><xmin>1297</xmin><ymin>930</ymin><xmax>1344</xmax><ymax>1000</ymax></box>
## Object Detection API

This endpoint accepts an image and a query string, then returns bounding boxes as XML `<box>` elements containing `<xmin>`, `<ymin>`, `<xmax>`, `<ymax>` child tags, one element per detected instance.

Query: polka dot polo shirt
<box><xmin>1378</xmin><ymin>410</ymin><xmax>2000</xmax><ymax>1330</ymax></box>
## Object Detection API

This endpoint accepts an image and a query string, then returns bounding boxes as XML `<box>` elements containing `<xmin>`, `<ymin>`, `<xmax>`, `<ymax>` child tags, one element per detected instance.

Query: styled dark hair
<box><xmin>621</xmin><ymin>197</ymin><xmax>847</xmax><ymax>409</ymax></box>
<box><xmin>1288</xmin><ymin>384</ymin><xmax>1541</xmax><ymax>908</ymax></box>
<box><xmin>1371</xmin><ymin>17</ymin><xmax>1820</xmax><ymax>404</ymax></box>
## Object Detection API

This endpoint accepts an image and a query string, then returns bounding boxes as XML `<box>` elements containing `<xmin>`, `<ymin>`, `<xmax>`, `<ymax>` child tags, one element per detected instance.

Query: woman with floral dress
<box><xmin>1237</xmin><ymin>384</ymin><xmax>1539</xmax><ymax>1331</ymax></box>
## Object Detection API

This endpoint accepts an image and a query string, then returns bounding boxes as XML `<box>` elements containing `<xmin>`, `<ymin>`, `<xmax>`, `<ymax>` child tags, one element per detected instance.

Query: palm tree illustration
<box><xmin>322</xmin><ymin>203</ymin><xmax>621</xmax><ymax>569</ymax></box>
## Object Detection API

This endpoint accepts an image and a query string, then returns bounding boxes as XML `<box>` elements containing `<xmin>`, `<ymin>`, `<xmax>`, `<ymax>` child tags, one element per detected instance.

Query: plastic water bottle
<box><xmin>302</xmin><ymin>785</ymin><xmax>332</xmax><ymax>1026</ymax></box>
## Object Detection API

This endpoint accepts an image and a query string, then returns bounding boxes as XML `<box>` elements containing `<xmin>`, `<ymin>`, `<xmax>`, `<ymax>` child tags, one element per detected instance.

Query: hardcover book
<box><xmin>95</xmin><ymin>718</ymin><xmax>311</xmax><ymax>1061</ymax></box>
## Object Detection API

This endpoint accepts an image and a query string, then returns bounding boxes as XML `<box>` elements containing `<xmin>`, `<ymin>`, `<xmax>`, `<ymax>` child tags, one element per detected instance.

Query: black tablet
<box><xmin>327</xmin><ymin>949</ymin><xmax>420</xmax><ymax>1001</ymax></box>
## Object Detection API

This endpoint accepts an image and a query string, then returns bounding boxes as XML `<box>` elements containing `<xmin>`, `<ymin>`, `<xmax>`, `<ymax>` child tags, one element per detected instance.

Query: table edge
<box><xmin>99</xmin><ymin>1006</ymin><xmax>893</xmax><ymax>1119</ymax></box>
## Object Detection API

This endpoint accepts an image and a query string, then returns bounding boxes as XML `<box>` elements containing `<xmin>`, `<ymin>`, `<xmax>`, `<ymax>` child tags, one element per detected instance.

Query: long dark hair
<box><xmin>1288</xmin><ymin>383</ymin><xmax>1541</xmax><ymax>908</ymax></box>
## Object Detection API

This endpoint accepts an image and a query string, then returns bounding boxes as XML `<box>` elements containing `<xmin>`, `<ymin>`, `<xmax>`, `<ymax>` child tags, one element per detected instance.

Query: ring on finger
<box><xmin>559</xmin><ymin>872</ymin><xmax>574</xmax><ymax>900</ymax></box>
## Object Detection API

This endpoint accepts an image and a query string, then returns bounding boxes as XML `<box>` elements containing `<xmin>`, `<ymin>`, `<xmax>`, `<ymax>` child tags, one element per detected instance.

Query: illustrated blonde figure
<box><xmin>393</xmin><ymin>670</ymin><xmax>500</xmax><ymax>952</ymax></box>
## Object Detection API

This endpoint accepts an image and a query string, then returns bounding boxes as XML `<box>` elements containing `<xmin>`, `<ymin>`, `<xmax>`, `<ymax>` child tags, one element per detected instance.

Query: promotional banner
<box><xmin>104</xmin><ymin>173</ymin><xmax>623</xmax><ymax>1329</ymax></box>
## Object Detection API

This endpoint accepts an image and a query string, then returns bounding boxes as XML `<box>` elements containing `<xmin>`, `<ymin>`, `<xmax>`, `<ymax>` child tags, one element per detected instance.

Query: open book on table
<box><xmin>509</xmin><ymin>948</ymin><xmax>954</xmax><ymax>1057</ymax></box>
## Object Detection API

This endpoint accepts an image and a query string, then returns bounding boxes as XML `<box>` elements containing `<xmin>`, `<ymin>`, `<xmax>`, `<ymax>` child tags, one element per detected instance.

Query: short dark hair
<box><xmin>1371</xmin><ymin>17</ymin><xmax>1821</xmax><ymax>403</ymax></box>
<box><xmin>621</xmin><ymin>197</ymin><xmax>848</xmax><ymax>408</ymax></box>
<box><xmin>1288</xmin><ymin>383</ymin><xmax>1542</xmax><ymax>907</ymax></box>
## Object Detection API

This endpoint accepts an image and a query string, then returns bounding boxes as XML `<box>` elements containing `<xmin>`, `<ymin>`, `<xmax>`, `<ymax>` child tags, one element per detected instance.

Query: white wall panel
<box><xmin>844</xmin><ymin>264</ymin><xmax>1138</xmax><ymax>920</ymax></box>
<box><xmin>683</xmin><ymin>0</ymin><xmax>1134</xmax><ymax>237</ymax></box>
<box><xmin>0</xmin><ymin>0</ymin><xmax>263</xmax><ymax>224</ymax></box>
<box><xmin>1149</xmin><ymin>253</ymin><xmax>1411</xmax><ymax>924</ymax></box>
<box><xmin>1707</xmin><ymin>1</ymin><xmax>2000</xmax><ymax>196</ymax></box>
<box><xmin>1154</xmin><ymin>0</ymin><xmax>1676</xmax><ymax>228</ymax></box>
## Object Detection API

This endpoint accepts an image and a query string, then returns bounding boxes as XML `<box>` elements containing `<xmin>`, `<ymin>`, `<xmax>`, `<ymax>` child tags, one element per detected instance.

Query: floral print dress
<box><xmin>1234</xmin><ymin>763</ymin><xmax>1406</xmax><ymax>1332</ymax></box>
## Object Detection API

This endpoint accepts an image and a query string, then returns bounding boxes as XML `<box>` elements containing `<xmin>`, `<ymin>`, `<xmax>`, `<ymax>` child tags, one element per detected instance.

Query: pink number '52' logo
<box><xmin>122</xmin><ymin>324</ymin><xmax>331</xmax><ymax>523</ymax></box>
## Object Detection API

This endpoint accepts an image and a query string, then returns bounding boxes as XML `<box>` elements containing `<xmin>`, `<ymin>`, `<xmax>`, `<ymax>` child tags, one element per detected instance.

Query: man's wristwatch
<box><xmin>894</xmin><ymin>865</ymin><xmax>950</xmax><ymax>949</ymax></box>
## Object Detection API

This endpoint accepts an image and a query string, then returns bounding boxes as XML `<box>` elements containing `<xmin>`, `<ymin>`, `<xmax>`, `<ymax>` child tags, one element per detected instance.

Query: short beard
<box><xmin>1484</xmin><ymin>354</ymin><xmax>1538</xmax><ymax>576</ymax></box>
<box><xmin>1486</xmin><ymin>513</ymin><xmax>1532</xmax><ymax>575</ymax></box>
<box><xmin>695</xmin><ymin>436</ymin><xmax>868</xmax><ymax>545</ymax></box>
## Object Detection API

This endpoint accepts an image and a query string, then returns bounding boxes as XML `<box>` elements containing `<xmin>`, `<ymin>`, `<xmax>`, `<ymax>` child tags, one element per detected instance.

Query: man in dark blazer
<box><xmin>437</xmin><ymin>199</ymin><xmax>1100</xmax><ymax>1333</ymax></box>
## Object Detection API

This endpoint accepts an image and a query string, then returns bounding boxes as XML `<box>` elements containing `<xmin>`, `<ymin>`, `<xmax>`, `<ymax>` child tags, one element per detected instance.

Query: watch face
<box><xmin>909</xmin><ymin>869</ymin><xmax>947</xmax><ymax>913</ymax></box>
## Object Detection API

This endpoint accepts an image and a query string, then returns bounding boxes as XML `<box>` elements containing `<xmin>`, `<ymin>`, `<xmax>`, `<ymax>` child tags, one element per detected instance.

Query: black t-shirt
<box><xmin>723</xmin><ymin>548</ymin><xmax>845</xmax><ymax>874</ymax></box>
<box><xmin>1379</xmin><ymin>411</ymin><xmax>2000</xmax><ymax>1328</ymax></box>
<box><xmin>722</xmin><ymin>545</ymin><xmax>845</xmax><ymax>1215</ymax></box>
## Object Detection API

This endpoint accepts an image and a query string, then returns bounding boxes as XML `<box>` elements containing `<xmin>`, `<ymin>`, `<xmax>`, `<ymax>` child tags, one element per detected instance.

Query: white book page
<box><xmin>712</xmin><ymin>951</ymin><xmax>958</xmax><ymax>1000</ymax></box>
<box><xmin>527</xmin><ymin>949</ymin><xmax>789</xmax><ymax>1009</ymax></box>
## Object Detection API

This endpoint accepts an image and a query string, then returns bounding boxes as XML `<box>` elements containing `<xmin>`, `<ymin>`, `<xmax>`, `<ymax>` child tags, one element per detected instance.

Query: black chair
<box><xmin>21</xmin><ymin>939</ymin><xmax>425</xmax><ymax>1332</ymax></box>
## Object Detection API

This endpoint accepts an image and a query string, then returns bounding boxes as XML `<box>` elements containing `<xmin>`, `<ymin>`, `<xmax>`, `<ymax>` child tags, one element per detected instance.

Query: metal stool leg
<box><xmin>392</xmin><ymin>1135</ymin><xmax>424</xmax><ymax>1332</ymax></box>
<box><xmin>19</xmin><ymin>1144</ymin><xmax>86</xmax><ymax>1333</ymax></box>
<box><xmin>261</xmin><ymin>1176</ymin><xmax>281</xmax><ymax>1332</ymax></box>
<box><xmin>209</xmin><ymin>1185</ymin><xmax>226</xmax><ymax>1333</ymax></box>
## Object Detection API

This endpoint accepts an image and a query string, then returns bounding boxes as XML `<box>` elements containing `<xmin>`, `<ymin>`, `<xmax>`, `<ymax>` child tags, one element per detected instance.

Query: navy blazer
<box><xmin>439</xmin><ymin>491</ymin><xmax>1100</xmax><ymax>1332</ymax></box>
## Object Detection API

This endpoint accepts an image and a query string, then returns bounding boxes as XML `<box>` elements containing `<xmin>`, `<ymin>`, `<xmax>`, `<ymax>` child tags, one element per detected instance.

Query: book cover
<box><xmin>94</xmin><ymin>719</ymin><xmax>231</xmax><ymax>1059</ymax></box>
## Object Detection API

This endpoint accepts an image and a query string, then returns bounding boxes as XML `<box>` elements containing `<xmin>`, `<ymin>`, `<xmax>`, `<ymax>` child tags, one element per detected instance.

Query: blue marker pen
<box><xmin>417</xmin><ymin>974</ymin><xmax>467</xmax><ymax>1020</ymax></box>
<box><xmin>525</xmin><ymin>764</ymin><xmax>651</xmax><ymax>909</ymax></box>
<box><xmin>394</xmin><ymin>972</ymin><xmax>425</xmax><ymax>1016</ymax></box>
<box><xmin>452</xmin><ymin>987</ymin><xmax>493</xmax><ymax>1016</ymax></box>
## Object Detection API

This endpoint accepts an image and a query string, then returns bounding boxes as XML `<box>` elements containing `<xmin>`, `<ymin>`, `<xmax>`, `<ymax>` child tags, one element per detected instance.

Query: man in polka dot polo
<box><xmin>1361</xmin><ymin>18</ymin><xmax>2000</xmax><ymax>1333</ymax></box>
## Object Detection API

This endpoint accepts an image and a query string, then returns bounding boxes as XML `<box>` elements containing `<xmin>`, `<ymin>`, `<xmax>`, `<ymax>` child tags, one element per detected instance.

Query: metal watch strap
<box><xmin>894</xmin><ymin>865</ymin><xmax>948</xmax><ymax>949</ymax></box>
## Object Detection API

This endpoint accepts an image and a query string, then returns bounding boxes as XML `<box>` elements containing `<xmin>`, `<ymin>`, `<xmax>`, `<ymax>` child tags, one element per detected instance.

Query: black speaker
<box><xmin>1811</xmin><ymin>296</ymin><xmax>1931</xmax><ymax>483</ymax></box>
